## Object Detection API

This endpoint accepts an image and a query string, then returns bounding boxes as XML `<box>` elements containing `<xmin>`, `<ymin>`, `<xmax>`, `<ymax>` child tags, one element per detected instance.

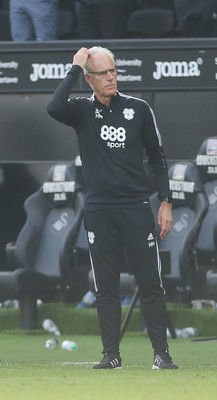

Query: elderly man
<box><xmin>47</xmin><ymin>46</ymin><xmax>178</xmax><ymax>370</ymax></box>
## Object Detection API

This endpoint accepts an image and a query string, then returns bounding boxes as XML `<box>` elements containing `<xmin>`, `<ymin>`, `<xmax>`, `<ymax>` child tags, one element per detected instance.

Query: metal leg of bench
<box><xmin>120</xmin><ymin>287</ymin><xmax>177</xmax><ymax>340</ymax></box>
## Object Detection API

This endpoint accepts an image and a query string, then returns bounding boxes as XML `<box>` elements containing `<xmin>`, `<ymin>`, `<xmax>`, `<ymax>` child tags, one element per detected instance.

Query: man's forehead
<box><xmin>90</xmin><ymin>53</ymin><xmax>114</xmax><ymax>66</ymax></box>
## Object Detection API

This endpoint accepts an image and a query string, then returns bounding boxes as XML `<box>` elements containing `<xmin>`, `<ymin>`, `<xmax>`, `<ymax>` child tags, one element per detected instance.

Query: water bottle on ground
<box><xmin>42</xmin><ymin>319</ymin><xmax>61</xmax><ymax>336</ymax></box>
<box><xmin>45</xmin><ymin>338</ymin><xmax>58</xmax><ymax>349</ymax></box>
<box><xmin>175</xmin><ymin>327</ymin><xmax>198</xmax><ymax>338</ymax></box>
<box><xmin>167</xmin><ymin>327</ymin><xmax>198</xmax><ymax>338</ymax></box>
<box><xmin>179</xmin><ymin>327</ymin><xmax>199</xmax><ymax>338</ymax></box>
<box><xmin>61</xmin><ymin>340</ymin><xmax>78</xmax><ymax>351</ymax></box>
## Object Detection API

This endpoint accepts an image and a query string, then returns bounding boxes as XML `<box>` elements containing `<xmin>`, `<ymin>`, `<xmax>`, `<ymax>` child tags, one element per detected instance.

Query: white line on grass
<box><xmin>60</xmin><ymin>362</ymin><xmax>98</xmax><ymax>366</ymax></box>
<box><xmin>58</xmin><ymin>362</ymin><xmax>217</xmax><ymax>368</ymax></box>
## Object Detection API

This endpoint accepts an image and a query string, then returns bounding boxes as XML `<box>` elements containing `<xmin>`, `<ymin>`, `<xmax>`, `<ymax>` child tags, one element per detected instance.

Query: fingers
<box><xmin>73</xmin><ymin>47</ymin><xmax>89</xmax><ymax>69</ymax></box>
<box><xmin>159</xmin><ymin>224</ymin><xmax>172</xmax><ymax>240</ymax></box>
<box><xmin>158</xmin><ymin>201</ymin><xmax>173</xmax><ymax>239</ymax></box>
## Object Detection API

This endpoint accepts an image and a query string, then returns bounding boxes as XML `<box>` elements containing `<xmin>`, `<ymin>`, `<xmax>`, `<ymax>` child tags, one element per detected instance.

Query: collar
<box><xmin>92</xmin><ymin>91</ymin><xmax>120</xmax><ymax>108</ymax></box>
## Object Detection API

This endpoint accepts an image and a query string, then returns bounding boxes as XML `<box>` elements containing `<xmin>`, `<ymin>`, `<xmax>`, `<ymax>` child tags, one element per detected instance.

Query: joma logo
<box><xmin>153</xmin><ymin>59</ymin><xmax>202</xmax><ymax>80</ymax></box>
<box><xmin>30</xmin><ymin>63</ymin><xmax>72</xmax><ymax>82</ymax></box>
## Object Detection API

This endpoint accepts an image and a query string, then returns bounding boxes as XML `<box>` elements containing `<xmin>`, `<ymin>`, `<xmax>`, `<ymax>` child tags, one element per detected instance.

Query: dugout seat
<box><xmin>150</xmin><ymin>161</ymin><xmax>208</xmax><ymax>302</ymax></box>
<box><xmin>194</xmin><ymin>137</ymin><xmax>217</xmax><ymax>298</ymax></box>
<box><xmin>0</xmin><ymin>162</ymin><xmax>84</xmax><ymax>329</ymax></box>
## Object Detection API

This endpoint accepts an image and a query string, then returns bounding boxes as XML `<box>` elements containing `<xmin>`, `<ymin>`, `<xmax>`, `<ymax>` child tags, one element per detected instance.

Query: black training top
<box><xmin>47</xmin><ymin>65</ymin><xmax>170</xmax><ymax>210</ymax></box>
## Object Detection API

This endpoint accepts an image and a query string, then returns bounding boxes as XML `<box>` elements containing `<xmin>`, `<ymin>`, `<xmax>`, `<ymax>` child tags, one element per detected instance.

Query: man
<box><xmin>9</xmin><ymin>0</ymin><xmax>58</xmax><ymax>41</ymax></box>
<box><xmin>47</xmin><ymin>46</ymin><xmax>178</xmax><ymax>370</ymax></box>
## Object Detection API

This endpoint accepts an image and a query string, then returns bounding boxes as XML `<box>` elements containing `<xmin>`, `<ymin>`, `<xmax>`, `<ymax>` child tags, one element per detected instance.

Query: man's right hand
<box><xmin>72</xmin><ymin>47</ymin><xmax>89</xmax><ymax>70</ymax></box>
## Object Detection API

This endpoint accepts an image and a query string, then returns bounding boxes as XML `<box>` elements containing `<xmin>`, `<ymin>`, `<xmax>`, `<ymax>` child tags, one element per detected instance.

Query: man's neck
<box><xmin>95</xmin><ymin>94</ymin><xmax>112</xmax><ymax>107</ymax></box>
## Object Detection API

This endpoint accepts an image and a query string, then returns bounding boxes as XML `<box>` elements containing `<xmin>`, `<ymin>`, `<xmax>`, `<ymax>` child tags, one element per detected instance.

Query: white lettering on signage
<box><xmin>30</xmin><ymin>63</ymin><xmax>72</xmax><ymax>82</ymax></box>
<box><xmin>0</xmin><ymin>77</ymin><xmax>18</xmax><ymax>83</ymax></box>
<box><xmin>115</xmin><ymin>58</ymin><xmax>142</xmax><ymax>83</ymax></box>
<box><xmin>0</xmin><ymin>60</ymin><xmax>19</xmax><ymax>85</ymax></box>
<box><xmin>116</xmin><ymin>59</ymin><xmax>143</xmax><ymax>68</ymax></box>
<box><xmin>117</xmin><ymin>74</ymin><xmax>142</xmax><ymax>82</ymax></box>
<box><xmin>153</xmin><ymin>59</ymin><xmax>202</xmax><ymax>80</ymax></box>
<box><xmin>0</xmin><ymin>61</ymin><xmax>18</xmax><ymax>69</ymax></box>
<box><xmin>42</xmin><ymin>181</ymin><xmax>75</xmax><ymax>193</ymax></box>
<box><xmin>169</xmin><ymin>179</ymin><xmax>195</xmax><ymax>193</ymax></box>
<box><xmin>172</xmin><ymin>191</ymin><xmax>185</xmax><ymax>200</ymax></box>
<box><xmin>207</xmin><ymin>166</ymin><xmax>217</xmax><ymax>174</ymax></box>
<box><xmin>196</xmin><ymin>155</ymin><xmax>217</xmax><ymax>166</ymax></box>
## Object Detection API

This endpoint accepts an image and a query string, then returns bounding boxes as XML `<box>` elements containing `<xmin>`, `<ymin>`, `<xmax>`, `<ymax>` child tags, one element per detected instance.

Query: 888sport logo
<box><xmin>100</xmin><ymin>125</ymin><xmax>126</xmax><ymax>148</ymax></box>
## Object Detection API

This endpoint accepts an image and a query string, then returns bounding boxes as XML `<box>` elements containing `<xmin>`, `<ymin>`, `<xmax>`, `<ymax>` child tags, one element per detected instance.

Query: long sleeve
<box><xmin>142</xmin><ymin>104</ymin><xmax>170</xmax><ymax>201</ymax></box>
<box><xmin>47</xmin><ymin>65</ymin><xmax>83</xmax><ymax>126</ymax></box>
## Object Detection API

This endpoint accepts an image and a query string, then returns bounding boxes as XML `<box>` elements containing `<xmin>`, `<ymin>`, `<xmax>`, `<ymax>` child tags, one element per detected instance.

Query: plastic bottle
<box><xmin>180</xmin><ymin>327</ymin><xmax>198</xmax><ymax>338</ymax></box>
<box><xmin>45</xmin><ymin>338</ymin><xmax>58</xmax><ymax>349</ymax></box>
<box><xmin>175</xmin><ymin>327</ymin><xmax>198</xmax><ymax>338</ymax></box>
<box><xmin>76</xmin><ymin>290</ymin><xmax>96</xmax><ymax>309</ymax></box>
<box><xmin>61</xmin><ymin>340</ymin><xmax>78</xmax><ymax>351</ymax></box>
<box><xmin>42</xmin><ymin>319</ymin><xmax>61</xmax><ymax>336</ymax></box>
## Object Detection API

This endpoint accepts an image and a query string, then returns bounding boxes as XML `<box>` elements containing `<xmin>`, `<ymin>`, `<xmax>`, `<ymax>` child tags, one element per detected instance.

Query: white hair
<box><xmin>84</xmin><ymin>46</ymin><xmax>115</xmax><ymax>75</ymax></box>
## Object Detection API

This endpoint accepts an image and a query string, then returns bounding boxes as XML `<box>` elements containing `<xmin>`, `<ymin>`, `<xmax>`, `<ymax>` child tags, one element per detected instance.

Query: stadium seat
<box><xmin>174</xmin><ymin>0</ymin><xmax>217</xmax><ymax>37</ymax></box>
<box><xmin>0</xmin><ymin>162</ymin><xmax>84</xmax><ymax>329</ymax></box>
<box><xmin>150</xmin><ymin>161</ymin><xmax>208</xmax><ymax>302</ymax></box>
<box><xmin>194</xmin><ymin>137</ymin><xmax>217</xmax><ymax>298</ymax></box>
<box><xmin>126</xmin><ymin>8</ymin><xmax>177</xmax><ymax>38</ymax></box>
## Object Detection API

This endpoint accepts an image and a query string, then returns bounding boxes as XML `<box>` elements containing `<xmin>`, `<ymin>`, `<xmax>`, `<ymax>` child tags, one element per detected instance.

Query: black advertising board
<box><xmin>0</xmin><ymin>38</ymin><xmax>217</xmax><ymax>93</ymax></box>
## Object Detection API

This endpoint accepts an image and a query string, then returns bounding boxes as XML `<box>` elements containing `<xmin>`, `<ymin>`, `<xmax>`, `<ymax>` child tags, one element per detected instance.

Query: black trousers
<box><xmin>84</xmin><ymin>206</ymin><xmax>169</xmax><ymax>354</ymax></box>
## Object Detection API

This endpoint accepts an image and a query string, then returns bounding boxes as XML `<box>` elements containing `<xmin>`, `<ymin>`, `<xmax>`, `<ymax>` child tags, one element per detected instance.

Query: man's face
<box><xmin>85</xmin><ymin>53</ymin><xmax>117</xmax><ymax>101</ymax></box>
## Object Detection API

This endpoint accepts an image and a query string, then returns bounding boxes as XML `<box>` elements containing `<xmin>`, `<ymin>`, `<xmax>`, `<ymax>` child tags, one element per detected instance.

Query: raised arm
<box><xmin>47</xmin><ymin>48</ymin><xmax>90</xmax><ymax>126</ymax></box>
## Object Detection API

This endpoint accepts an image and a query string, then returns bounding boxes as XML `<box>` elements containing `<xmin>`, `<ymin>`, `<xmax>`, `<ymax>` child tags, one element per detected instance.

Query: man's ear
<box><xmin>85</xmin><ymin>74</ymin><xmax>91</xmax><ymax>85</ymax></box>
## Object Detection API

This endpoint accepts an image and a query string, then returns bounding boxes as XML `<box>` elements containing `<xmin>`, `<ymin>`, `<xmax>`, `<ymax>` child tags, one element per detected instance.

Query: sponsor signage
<box><xmin>0</xmin><ymin>41</ymin><xmax>217</xmax><ymax>93</ymax></box>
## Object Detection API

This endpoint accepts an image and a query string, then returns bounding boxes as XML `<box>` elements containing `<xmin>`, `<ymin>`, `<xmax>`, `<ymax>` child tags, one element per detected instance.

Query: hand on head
<box><xmin>73</xmin><ymin>47</ymin><xmax>90</xmax><ymax>69</ymax></box>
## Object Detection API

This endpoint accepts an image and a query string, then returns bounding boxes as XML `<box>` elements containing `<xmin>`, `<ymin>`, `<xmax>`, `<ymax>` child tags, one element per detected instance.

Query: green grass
<box><xmin>2</xmin><ymin>302</ymin><xmax>217</xmax><ymax>336</ymax></box>
<box><xmin>1</xmin><ymin>332</ymin><xmax>217</xmax><ymax>400</ymax></box>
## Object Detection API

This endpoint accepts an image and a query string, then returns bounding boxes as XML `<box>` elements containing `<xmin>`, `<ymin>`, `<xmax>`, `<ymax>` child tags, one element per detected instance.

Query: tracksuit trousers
<box><xmin>84</xmin><ymin>206</ymin><xmax>169</xmax><ymax>354</ymax></box>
